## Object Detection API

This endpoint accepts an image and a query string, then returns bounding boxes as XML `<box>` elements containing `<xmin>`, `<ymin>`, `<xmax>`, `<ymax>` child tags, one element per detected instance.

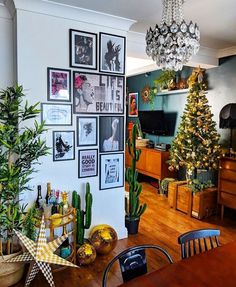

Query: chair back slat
<box><xmin>178</xmin><ymin>228</ymin><xmax>220</xmax><ymax>259</ymax></box>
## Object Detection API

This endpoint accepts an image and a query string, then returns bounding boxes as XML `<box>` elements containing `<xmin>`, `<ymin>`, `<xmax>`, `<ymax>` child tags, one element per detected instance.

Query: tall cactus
<box><xmin>72</xmin><ymin>182</ymin><xmax>92</xmax><ymax>245</ymax></box>
<box><xmin>125</xmin><ymin>124</ymin><xmax>147</xmax><ymax>218</ymax></box>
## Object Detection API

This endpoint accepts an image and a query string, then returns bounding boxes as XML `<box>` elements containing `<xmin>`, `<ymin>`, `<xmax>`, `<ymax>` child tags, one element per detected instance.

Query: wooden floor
<box><xmin>16</xmin><ymin>182</ymin><xmax>236</xmax><ymax>287</ymax></box>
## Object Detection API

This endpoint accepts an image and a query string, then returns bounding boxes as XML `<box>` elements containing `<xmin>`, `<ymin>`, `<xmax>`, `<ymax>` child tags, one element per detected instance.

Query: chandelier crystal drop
<box><xmin>145</xmin><ymin>0</ymin><xmax>200</xmax><ymax>71</ymax></box>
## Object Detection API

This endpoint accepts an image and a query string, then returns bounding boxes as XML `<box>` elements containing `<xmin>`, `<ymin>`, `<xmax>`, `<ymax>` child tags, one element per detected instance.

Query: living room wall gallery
<box><xmin>43</xmin><ymin>28</ymin><xmax>126</xmax><ymax>187</ymax></box>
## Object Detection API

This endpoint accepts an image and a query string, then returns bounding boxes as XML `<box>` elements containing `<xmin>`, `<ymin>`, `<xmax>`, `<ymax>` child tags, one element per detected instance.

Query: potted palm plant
<box><xmin>125</xmin><ymin>124</ymin><xmax>147</xmax><ymax>234</ymax></box>
<box><xmin>0</xmin><ymin>85</ymin><xmax>49</xmax><ymax>286</ymax></box>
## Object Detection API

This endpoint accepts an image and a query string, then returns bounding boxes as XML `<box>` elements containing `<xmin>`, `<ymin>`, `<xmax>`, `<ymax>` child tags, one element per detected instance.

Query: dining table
<box><xmin>118</xmin><ymin>241</ymin><xmax>236</xmax><ymax>287</ymax></box>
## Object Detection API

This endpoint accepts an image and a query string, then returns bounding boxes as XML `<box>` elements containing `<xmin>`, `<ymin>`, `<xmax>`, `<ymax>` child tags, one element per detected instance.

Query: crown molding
<box><xmin>0</xmin><ymin>1</ymin><xmax>12</xmax><ymax>19</ymax></box>
<box><xmin>218</xmin><ymin>46</ymin><xmax>236</xmax><ymax>58</ymax></box>
<box><xmin>7</xmin><ymin>0</ymin><xmax>135</xmax><ymax>32</ymax></box>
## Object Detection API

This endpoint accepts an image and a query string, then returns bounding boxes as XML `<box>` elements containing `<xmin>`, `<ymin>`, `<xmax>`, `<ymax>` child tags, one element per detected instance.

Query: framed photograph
<box><xmin>47</xmin><ymin>67</ymin><xmax>71</xmax><ymax>102</ymax></box>
<box><xmin>69</xmin><ymin>29</ymin><xmax>97</xmax><ymax>69</ymax></box>
<box><xmin>100</xmin><ymin>153</ymin><xmax>124</xmax><ymax>190</ymax></box>
<box><xmin>73</xmin><ymin>71</ymin><xmax>124</xmax><ymax>114</ymax></box>
<box><xmin>78</xmin><ymin>149</ymin><xmax>98</xmax><ymax>178</ymax></box>
<box><xmin>99</xmin><ymin>32</ymin><xmax>126</xmax><ymax>75</ymax></box>
<box><xmin>99</xmin><ymin>116</ymin><xmax>124</xmax><ymax>153</ymax></box>
<box><xmin>41</xmin><ymin>103</ymin><xmax>72</xmax><ymax>126</ymax></box>
<box><xmin>77</xmin><ymin>116</ymin><xmax>97</xmax><ymax>146</ymax></box>
<box><xmin>128</xmin><ymin>92</ymin><xmax>138</xmax><ymax>117</ymax></box>
<box><xmin>53</xmin><ymin>131</ymin><xmax>75</xmax><ymax>161</ymax></box>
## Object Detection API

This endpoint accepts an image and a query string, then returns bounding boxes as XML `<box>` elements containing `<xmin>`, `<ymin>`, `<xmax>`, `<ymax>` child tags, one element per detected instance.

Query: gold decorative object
<box><xmin>141</xmin><ymin>85</ymin><xmax>151</xmax><ymax>103</ymax></box>
<box><xmin>89</xmin><ymin>224</ymin><xmax>118</xmax><ymax>255</ymax></box>
<box><xmin>4</xmin><ymin>216</ymin><xmax>78</xmax><ymax>287</ymax></box>
<box><xmin>76</xmin><ymin>243</ymin><xmax>96</xmax><ymax>266</ymax></box>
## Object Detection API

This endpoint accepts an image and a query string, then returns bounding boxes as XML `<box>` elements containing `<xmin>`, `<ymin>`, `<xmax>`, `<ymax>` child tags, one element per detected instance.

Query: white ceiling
<box><xmin>48</xmin><ymin>0</ymin><xmax>236</xmax><ymax>49</ymax></box>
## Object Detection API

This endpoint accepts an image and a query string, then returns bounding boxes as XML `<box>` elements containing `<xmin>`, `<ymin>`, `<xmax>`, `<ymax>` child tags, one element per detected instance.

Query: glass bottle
<box><xmin>45</xmin><ymin>182</ymin><xmax>51</xmax><ymax>204</ymax></box>
<box><xmin>36</xmin><ymin>185</ymin><xmax>42</xmax><ymax>209</ymax></box>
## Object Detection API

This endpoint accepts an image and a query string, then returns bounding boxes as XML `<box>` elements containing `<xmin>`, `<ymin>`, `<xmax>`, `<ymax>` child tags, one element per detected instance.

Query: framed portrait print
<box><xmin>77</xmin><ymin>116</ymin><xmax>97</xmax><ymax>146</ymax></box>
<box><xmin>100</xmin><ymin>153</ymin><xmax>124</xmax><ymax>190</ymax></box>
<box><xmin>99</xmin><ymin>32</ymin><xmax>126</xmax><ymax>75</ymax></box>
<box><xmin>69</xmin><ymin>29</ymin><xmax>97</xmax><ymax>70</ymax></box>
<box><xmin>99</xmin><ymin>116</ymin><xmax>124</xmax><ymax>153</ymax></box>
<box><xmin>73</xmin><ymin>71</ymin><xmax>124</xmax><ymax>114</ymax></box>
<box><xmin>128</xmin><ymin>92</ymin><xmax>138</xmax><ymax>117</ymax></box>
<box><xmin>53</xmin><ymin>131</ymin><xmax>75</xmax><ymax>161</ymax></box>
<box><xmin>47</xmin><ymin>67</ymin><xmax>71</xmax><ymax>102</ymax></box>
<box><xmin>78</xmin><ymin>149</ymin><xmax>98</xmax><ymax>178</ymax></box>
<box><xmin>41</xmin><ymin>103</ymin><xmax>72</xmax><ymax>126</ymax></box>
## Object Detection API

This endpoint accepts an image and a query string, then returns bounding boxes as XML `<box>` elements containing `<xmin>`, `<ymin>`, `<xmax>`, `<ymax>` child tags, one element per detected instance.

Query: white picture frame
<box><xmin>41</xmin><ymin>103</ymin><xmax>72</xmax><ymax>126</ymax></box>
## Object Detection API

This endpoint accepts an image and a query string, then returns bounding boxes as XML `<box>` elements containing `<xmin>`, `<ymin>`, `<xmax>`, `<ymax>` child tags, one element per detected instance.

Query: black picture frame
<box><xmin>99</xmin><ymin>32</ymin><xmax>126</xmax><ymax>75</ymax></box>
<box><xmin>99</xmin><ymin>116</ymin><xmax>124</xmax><ymax>153</ymax></box>
<box><xmin>47</xmin><ymin>67</ymin><xmax>71</xmax><ymax>102</ymax></box>
<box><xmin>41</xmin><ymin>103</ymin><xmax>72</xmax><ymax>126</ymax></box>
<box><xmin>73</xmin><ymin>71</ymin><xmax>124</xmax><ymax>114</ymax></box>
<box><xmin>76</xmin><ymin>116</ymin><xmax>97</xmax><ymax>147</ymax></box>
<box><xmin>69</xmin><ymin>29</ymin><xmax>97</xmax><ymax>70</ymax></box>
<box><xmin>78</xmin><ymin>149</ymin><xmax>98</xmax><ymax>178</ymax></box>
<box><xmin>53</xmin><ymin>131</ymin><xmax>75</xmax><ymax>161</ymax></box>
<box><xmin>100</xmin><ymin>153</ymin><xmax>124</xmax><ymax>190</ymax></box>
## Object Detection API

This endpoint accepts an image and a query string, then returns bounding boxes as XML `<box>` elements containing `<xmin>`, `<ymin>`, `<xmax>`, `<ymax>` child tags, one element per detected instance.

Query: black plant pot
<box><xmin>125</xmin><ymin>216</ymin><xmax>140</xmax><ymax>235</ymax></box>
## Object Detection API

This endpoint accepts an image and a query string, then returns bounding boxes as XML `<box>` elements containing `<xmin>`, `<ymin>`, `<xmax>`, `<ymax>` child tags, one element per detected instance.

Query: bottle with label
<box><xmin>45</xmin><ymin>182</ymin><xmax>51</xmax><ymax>204</ymax></box>
<box><xmin>36</xmin><ymin>185</ymin><xmax>42</xmax><ymax>209</ymax></box>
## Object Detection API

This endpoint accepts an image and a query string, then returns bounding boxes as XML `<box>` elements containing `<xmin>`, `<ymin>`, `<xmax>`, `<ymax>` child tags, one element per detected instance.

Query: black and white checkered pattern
<box><xmin>25</xmin><ymin>262</ymin><xmax>40</xmax><ymax>287</ymax></box>
<box><xmin>37</xmin><ymin>261</ymin><xmax>55</xmax><ymax>287</ymax></box>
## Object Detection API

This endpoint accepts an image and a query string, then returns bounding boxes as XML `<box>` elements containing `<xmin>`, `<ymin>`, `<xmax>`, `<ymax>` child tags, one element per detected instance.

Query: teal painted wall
<box><xmin>127</xmin><ymin>56</ymin><xmax>236</xmax><ymax>149</ymax></box>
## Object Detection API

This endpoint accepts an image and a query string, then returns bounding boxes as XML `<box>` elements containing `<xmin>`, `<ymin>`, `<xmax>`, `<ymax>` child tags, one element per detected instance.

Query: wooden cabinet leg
<box><xmin>221</xmin><ymin>205</ymin><xmax>224</xmax><ymax>220</ymax></box>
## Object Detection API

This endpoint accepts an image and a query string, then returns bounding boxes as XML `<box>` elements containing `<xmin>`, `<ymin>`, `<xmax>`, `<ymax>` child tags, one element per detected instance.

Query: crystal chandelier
<box><xmin>145</xmin><ymin>0</ymin><xmax>200</xmax><ymax>71</ymax></box>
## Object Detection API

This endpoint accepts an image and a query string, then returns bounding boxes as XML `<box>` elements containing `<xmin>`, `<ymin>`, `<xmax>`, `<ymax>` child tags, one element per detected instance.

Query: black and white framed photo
<box><xmin>47</xmin><ymin>67</ymin><xmax>71</xmax><ymax>102</ymax></box>
<box><xmin>99</xmin><ymin>32</ymin><xmax>126</xmax><ymax>75</ymax></box>
<box><xmin>69</xmin><ymin>29</ymin><xmax>97</xmax><ymax>70</ymax></box>
<box><xmin>41</xmin><ymin>103</ymin><xmax>72</xmax><ymax>126</ymax></box>
<box><xmin>77</xmin><ymin>116</ymin><xmax>97</xmax><ymax>146</ymax></box>
<box><xmin>99</xmin><ymin>116</ymin><xmax>124</xmax><ymax>153</ymax></box>
<box><xmin>78</xmin><ymin>149</ymin><xmax>98</xmax><ymax>178</ymax></box>
<box><xmin>53</xmin><ymin>131</ymin><xmax>75</xmax><ymax>161</ymax></box>
<box><xmin>100</xmin><ymin>153</ymin><xmax>124</xmax><ymax>190</ymax></box>
<box><xmin>73</xmin><ymin>71</ymin><xmax>124</xmax><ymax>114</ymax></box>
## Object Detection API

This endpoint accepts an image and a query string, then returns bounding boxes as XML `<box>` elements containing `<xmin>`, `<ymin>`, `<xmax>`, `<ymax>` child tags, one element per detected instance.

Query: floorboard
<box><xmin>15</xmin><ymin>182</ymin><xmax>236</xmax><ymax>287</ymax></box>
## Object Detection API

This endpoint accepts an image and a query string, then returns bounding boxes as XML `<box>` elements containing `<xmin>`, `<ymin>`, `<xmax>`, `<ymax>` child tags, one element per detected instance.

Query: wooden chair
<box><xmin>102</xmin><ymin>244</ymin><xmax>173</xmax><ymax>287</ymax></box>
<box><xmin>178</xmin><ymin>228</ymin><xmax>220</xmax><ymax>259</ymax></box>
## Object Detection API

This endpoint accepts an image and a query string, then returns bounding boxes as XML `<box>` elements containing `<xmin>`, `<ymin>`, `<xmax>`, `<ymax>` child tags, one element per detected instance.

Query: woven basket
<box><xmin>0</xmin><ymin>250</ymin><xmax>25</xmax><ymax>287</ymax></box>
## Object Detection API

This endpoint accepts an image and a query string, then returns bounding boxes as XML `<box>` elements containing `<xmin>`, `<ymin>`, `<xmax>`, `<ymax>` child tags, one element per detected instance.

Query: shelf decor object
<box><xmin>5</xmin><ymin>216</ymin><xmax>78</xmax><ymax>287</ymax></box>
<box><xmin>145</xmin><ymin>0</ymin><xmax>200</xmax><ymax>71</ymax></box>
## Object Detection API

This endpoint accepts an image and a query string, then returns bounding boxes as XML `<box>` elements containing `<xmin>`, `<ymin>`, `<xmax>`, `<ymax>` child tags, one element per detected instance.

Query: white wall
<box><xmin>0</xmin><ymin>4</ymin><xmax>14</xmax><ymax>88</ymax></box>
<box><xmin>12</xmin><ymin>0</ymin><xmax>134</xmax><ymax>239</ymax></box>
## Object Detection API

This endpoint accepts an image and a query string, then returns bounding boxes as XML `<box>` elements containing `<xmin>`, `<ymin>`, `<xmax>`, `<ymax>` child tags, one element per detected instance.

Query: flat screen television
<box><xmin>139</xmin><ymin>110</ymin><xmax>177</xmax><ymax>136</ymax></box>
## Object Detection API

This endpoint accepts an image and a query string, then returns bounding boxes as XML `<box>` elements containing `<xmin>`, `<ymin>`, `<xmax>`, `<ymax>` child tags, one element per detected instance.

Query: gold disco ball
<box><xmin>89</xmin><ymin>224</ymin><xmax>118</xmax><ymax>255</ymax></box>
<box><xmin>77</xmin><ymin>243</ymin><xmax>96</xmax><ymax>265</ymax></box>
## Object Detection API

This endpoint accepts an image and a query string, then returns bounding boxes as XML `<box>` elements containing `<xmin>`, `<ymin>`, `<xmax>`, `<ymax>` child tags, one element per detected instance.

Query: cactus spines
<box><xmin>75</xmin><ymin>182</ymin><xmax>93</xmax><ymax>245</ymax></box>
<box><xmin>126</xmin><ymin>124</ymin><xmax>147</xmax><ymax>219</ymax></box>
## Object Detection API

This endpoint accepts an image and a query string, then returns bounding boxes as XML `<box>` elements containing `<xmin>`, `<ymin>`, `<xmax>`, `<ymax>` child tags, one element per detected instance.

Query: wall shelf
<box><xmin>157</xmin><ymin>89</ymin><xmax>189</xmax><ymax>96</ymax></box>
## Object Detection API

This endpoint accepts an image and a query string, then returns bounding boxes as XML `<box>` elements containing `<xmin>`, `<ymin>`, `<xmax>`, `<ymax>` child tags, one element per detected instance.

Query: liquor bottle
<box><xmin>45</xmin><ymin>182</ymin><xmax>51</xmax><ymax>204</ymax></box>
<box><xmin>36</xmin><ymin>185</ymin><xmax>42</xmax><ymax>209</ymax></box>
<box><xmin>51</xmin><ymin>202</ymin><xmax>58</xmax><ymax>215</ymax></box>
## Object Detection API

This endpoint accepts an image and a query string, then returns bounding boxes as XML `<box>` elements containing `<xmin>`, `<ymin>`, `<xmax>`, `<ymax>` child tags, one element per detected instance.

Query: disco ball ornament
<box><xmin>90</xmin><ymin>224</ymin><xmax>118</xmax><ymax>255</ymax></box>
<box><xmin>76</xmin><ymin>242</ymin><xmax>96</xmax><ymax>265</ymax></box>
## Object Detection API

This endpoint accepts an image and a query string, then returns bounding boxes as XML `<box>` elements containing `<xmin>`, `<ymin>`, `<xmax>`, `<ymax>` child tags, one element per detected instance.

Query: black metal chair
<box><xmin>178</xmin><ymin>228</ymin><xmax>220</xmax><ymax>259</ymax></box>
<box><xmin>102</xmin><ymin>244</ymin><xmax>173</xmax><ymax>287</ymax></box>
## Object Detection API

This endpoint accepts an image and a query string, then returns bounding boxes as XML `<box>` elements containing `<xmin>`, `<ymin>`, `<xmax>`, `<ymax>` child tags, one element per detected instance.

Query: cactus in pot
<box><xmin>125</xmin><ymin>124</ymin><xmax>147</xmax><ymax>234</ymax></box>
<box><xmin>72</xmin><ymin>182</ymin><xmax>93</xmax><ymax>246</ymax></box>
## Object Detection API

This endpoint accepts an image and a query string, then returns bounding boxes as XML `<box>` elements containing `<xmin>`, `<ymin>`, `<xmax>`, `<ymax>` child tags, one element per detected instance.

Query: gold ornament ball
<box><xmin>89</xmin><ymin>224</ymin><xmax>118</xmax><ymax>255</ymax></box>
<box><xmin>77</xmin><ymin>243</ymin><xmax>96</xmax><ymax>266</ymax></box>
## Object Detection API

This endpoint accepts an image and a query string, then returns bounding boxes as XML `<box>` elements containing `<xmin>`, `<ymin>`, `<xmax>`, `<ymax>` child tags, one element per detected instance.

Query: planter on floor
<box><xmin>125</xmin><ymin>216</ymin><xmax>140</xmax><ymax>235</ymax></box>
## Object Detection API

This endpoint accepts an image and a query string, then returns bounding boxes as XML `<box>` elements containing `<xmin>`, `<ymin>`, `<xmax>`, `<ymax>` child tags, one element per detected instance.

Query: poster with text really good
<box><xmin>78</xmin><ymin>149</ymin><xmax>98</xmax><ymax>178</ymax></box>
<box><xmin>73</xmin><ymin>72</ymin><xmax>124</xmax><ymax>114</ymax></box>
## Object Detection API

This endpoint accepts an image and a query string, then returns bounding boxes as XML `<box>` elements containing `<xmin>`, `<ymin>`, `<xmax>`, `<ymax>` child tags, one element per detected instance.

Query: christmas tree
<box><xmin>168</xmin><ymin>67</ymin><xmax>221</xmax><ymax>180</ymax></box>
